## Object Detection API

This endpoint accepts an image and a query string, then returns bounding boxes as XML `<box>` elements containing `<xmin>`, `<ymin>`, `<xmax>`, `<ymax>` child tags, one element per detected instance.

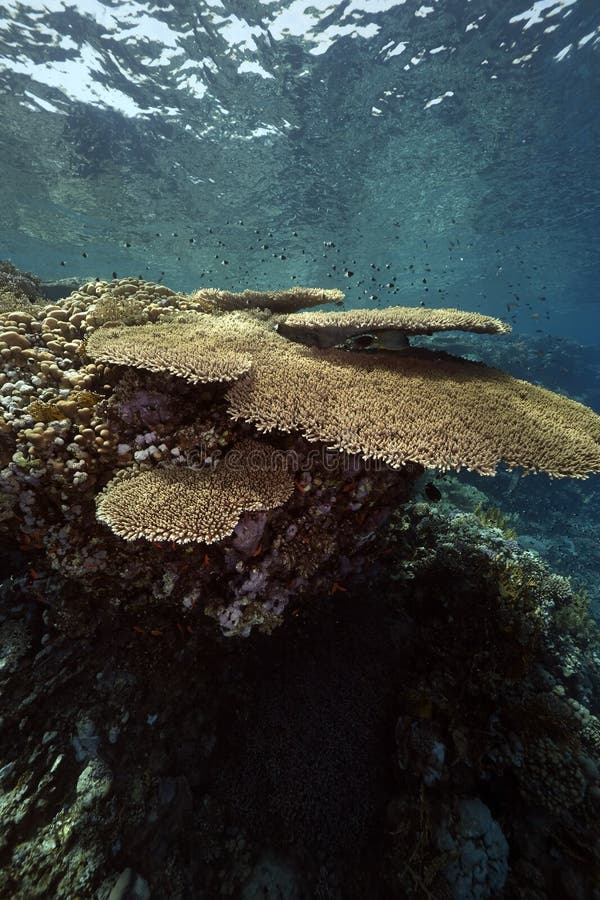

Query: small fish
<box><xmin>342</xmin><ymin>330</ymin><xmax>410</xmax><ymax>352</ymax></box>
<box><xmin>277</xmin><ymin>322</ymin><xmax>409</xmax><ymax>352</ymax></box>
<box><xmin>424</xmin><ymin>482</ymin><xmax>441</xmax><ymax>501</ymax></box>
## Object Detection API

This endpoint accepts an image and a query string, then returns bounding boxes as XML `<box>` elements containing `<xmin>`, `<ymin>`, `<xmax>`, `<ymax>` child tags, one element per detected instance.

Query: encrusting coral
<box><xmin>1</xmin><ymin>275</ymin><xmax>600</xmax><ymax>637</ymax></box>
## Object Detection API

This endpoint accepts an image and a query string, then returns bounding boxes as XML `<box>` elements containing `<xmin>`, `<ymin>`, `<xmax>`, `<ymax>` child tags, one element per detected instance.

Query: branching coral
<box><xmin>227</xmin><ymin>343</ymin><xmax>600</xmax><ymax>478</ymax></box>
<box><xmin>87</xmin><ymin>315</ymin><xmax>255</xmax><ymax>384</ymax></box>
<box><xmin>189</xmin><ymin>286</ymin><xmax>344</xmax><ymax>313</ymax></box>
<box><xmin>472</xmin><ymin>502</ymin><xmax>518</xmax><ymax>539</ymax></box>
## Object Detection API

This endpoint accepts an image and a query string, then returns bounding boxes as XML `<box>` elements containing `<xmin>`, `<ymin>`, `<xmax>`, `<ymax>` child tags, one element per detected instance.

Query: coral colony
<box><xmin>1</xmin><ymin>277</ymin><xmax>600</xmax><ymax>637</ymax></box>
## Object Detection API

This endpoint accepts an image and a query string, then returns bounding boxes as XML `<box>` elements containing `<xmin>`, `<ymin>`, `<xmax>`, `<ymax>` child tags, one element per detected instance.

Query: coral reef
<box><xmin>1</xmin><ymin>275</ymin><xmax>600</xmax><ymax>645</ymax></box>
<box><xmin>0</xmin><ymin>277</ymin><xmax>419</xmax><ymax>637</ymax></box>
<box><xmin>384</xmin><ymin>501</ymin><xmax>600</xmax><ymax>899</ymax></box>
<box><xmin>425</xmin><ymin>464</ymin><xmax>600</xmax><ymax>615</ymax></box>
<box><xmin>1</xmin><ymin>492</ymin><xmax>599</xmax><ymax>898</ymax></box>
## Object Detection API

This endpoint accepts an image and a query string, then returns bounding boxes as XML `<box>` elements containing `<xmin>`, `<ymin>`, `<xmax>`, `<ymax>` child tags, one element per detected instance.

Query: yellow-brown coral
<box><xmin>190</xmin><ymin>286</ymin><xmax>344</xmax><ymax>313</ymax></box>
<box><xmin>279</xmin><ymin>305</ymin><xmax>511</xmax><ymax>336</ymax></box>
<box><xmin>86</xmin><ymin>307</ymin><xmax>600</xmax><ymax>478</ymax></box>
<box><xmin>95</xmin><ymin>439</ymin><xmax>293</xmax><ymax>544</ymax></box>
<box><xmin>86</xmin><ymin>314</ymin><xmax>257</xmax><ymax>384</ymax></box>
<box><xmin>83</xmin><ymin>277</ymin><xmax>190</xmax><ymax>328</ymax></box>
<box><xmin>226</xmin><ymin>341</ymin><xmax>600</xmax><ymax>478</ymax></box>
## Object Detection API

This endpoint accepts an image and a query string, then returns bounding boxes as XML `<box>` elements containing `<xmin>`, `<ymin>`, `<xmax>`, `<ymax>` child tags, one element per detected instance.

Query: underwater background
<box><xmin>1</xmin><ymin>1</ymin><xmax>600</xmax><ymax>899</ymax></box>
<box><xmin>1</xmin><ymin>0</ymin><xmax>599</xmax><ymax>604</ymax></box>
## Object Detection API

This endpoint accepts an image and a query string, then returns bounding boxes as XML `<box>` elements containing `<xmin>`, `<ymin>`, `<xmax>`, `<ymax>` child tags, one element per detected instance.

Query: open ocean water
<box><xmin>0</xmin><ymin>2</ymin><xmax>599</xmax><ymax>899</ymax></box>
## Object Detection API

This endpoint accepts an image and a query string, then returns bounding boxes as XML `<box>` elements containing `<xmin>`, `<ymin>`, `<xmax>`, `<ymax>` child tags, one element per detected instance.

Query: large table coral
<box><xmin>1</xmin><ymin>277</ymin><xmax>599</xmax><ymax>637</ymax></box>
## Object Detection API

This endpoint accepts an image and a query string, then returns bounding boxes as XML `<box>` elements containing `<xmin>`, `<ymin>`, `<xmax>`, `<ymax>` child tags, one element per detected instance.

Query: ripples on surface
<box><xmin>0</xmin><ymin>0</ymin><xmax>598</xmax><ymax>342</ymax></box>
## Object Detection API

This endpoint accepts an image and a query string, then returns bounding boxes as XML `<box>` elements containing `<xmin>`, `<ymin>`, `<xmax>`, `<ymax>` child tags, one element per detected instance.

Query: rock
<box><xmin>72</xmin><ymin>716</ymin><xmax>100</xmax><ymax>760</ymax></box>
<box><xmin>76</xmin><ymin>758</ymin><xmax>113</xmax><ymax>810</ymax></box>
<box><xmin>108</xmin><ymin>868</ymin><xmax>151</xmax><ymax>900</ymax></box>
<box><xmin>241</xmin><ymin>853</ymin><xmax>301</xmax><ymax>900</ymax></box>
<box><xmin>437</xmin><ymin>796</ymin><xmax>509</xmax><ymax>899</ymax></box>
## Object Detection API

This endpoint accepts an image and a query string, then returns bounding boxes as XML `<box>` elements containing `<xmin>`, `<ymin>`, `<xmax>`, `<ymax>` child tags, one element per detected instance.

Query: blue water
<box><xmin>0</xmin><ymin>0</ymin><xmax>599</xmax><ymax>601</ymax></box>
<box><xmin>0</xmin><ymin>1</ymin><xmax>598</xmax><ymax>336</ymax></box>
